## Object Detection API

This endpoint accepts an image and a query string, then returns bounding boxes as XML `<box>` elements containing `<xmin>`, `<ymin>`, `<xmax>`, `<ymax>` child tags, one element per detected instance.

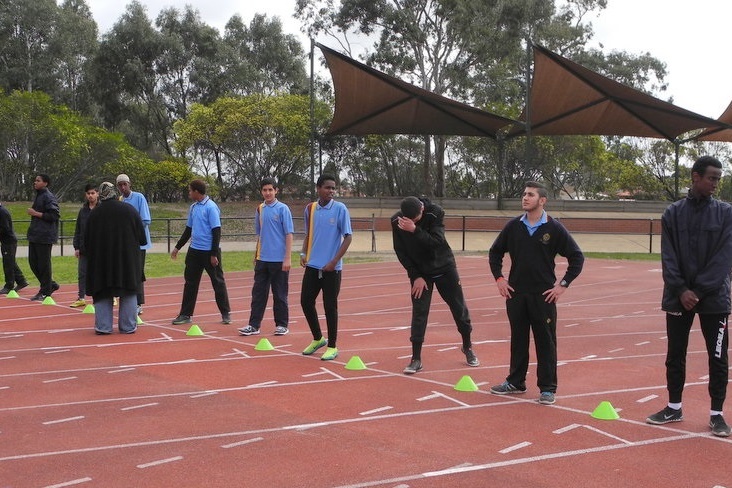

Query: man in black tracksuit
<box><xmin>26</xmin><ymin>174</ymin><xmax>60</xmax><ymax>301</ymax></box>
<box><xmin>488</xmin><ymin>181</ymin><xmax>584</xmax><ymax>405</ymax></box>
<box><xmin>392</xmin><ymin>196</ymin><xmax>479</xmax><ymax>374</ymax></box>
<box><xmin>646</xmin><ymin>156</ymin><xmax>732</xmax><ymax>437</ymax></box>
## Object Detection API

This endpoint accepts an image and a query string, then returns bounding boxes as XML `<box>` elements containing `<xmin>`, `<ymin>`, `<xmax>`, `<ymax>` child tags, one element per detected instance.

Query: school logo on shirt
<box><xmin>541</xmin><ymin>233</ymin><xmax>551</xmax><ymax>244</ymax></box>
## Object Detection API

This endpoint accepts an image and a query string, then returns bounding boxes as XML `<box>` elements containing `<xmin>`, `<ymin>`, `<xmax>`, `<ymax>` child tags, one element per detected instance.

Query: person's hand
<box><xmin>680</xmin><ymin>289</ymin><xmax>699</xmax><ymax>311</ymax></box>
<box><xmin>543</xmin><ymin>284</ymin><xmax>567</xmax><ymax>303</ymax></box>
<box><xmin>210</xmin><ymin>255</ymin><xmax>219</xmax><ymax>267</ymax></box>
<box><xmin>397</xmin><ymin>216</ymin><xmax>416</xmax><ymax>233</ymax></box>
<box><xmin>411</xmin><ymin>277</ymin><xmax>428</xmax><ymax>299</ymax></box>
<box><xmin>496</xmin><ymin>278</ymin><xmax>514</xmax><ymax>299</ymax></box>
<box><xmin>170</xmin><ymin>248</ymin><xmax>179</xmax><ymax>260</ymax></box>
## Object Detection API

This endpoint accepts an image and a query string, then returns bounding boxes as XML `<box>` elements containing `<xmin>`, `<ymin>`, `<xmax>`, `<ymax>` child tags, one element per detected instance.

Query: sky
<box><xmin>85</xmin><ymin>0</ymin><xmax>732</xmax><ymax>119</ymax></box>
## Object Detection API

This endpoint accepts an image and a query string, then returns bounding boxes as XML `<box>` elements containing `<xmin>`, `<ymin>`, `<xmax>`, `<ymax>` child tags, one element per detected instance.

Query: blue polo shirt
<box><xmin>520</xmin><ymin>210</ymin><xmax>547</xmax><ymax>236</ymax></box>
<box><xmin>187</xmin><ymin>196</ymin><xmax>221</xmax><ymax>251</ymax></box>
<box><xmin>121</xmin><ymin>191</ymin><xmax>152</xmax><ymax>250</ymax></box>
<box><xmin>303</xmin><ymin>199</ymin><xmax>352</xmax><ymax>271</ymax></box>
<box><xmin>255</xmin><ymin>199</ymin><xmax>294</xmax><ymax>262</ymax></box>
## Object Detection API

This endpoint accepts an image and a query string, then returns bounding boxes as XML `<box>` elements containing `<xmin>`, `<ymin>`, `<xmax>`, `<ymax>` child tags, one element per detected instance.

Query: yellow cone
<box><xmin>186</xmin><ymin>324</ymin><xmax>204</xmax><ymax>336</ymax></box>
<box><xmin>454</xmin><ymin>375</ymin><xmax>479</xmax><ymax>392</ymax></box>
<box><xmin>6</xmin><ymin>290</ymin><xmax>19</xmax><ymax>299</ymax></box>
<box><xmin>344</xmin><ymin>355</ymin><xmax>367</xmax><ymax>370</ymax></box>
<box><xmin>254</xmin><ymin>338</ymin><xmax>275</xmax><ymax>351</ymax></box>
<box><xmin>42</xmin><ymin>296</ymin><xmax>56</xmax><ymax>305</ymax></box>
<box><xmin>591</xmin><ymin>401</ymin><xmax>620</xmax><ymax>420</ymax></box>
<box><xmin>136</xmin><ymin>314</ymin><xmax>143</xmax><ymax>324</ymax></box>
<box><xmin>82</xmin><ymin>304</ymin><xmax>95</xmax><ymax>314</ymax></box>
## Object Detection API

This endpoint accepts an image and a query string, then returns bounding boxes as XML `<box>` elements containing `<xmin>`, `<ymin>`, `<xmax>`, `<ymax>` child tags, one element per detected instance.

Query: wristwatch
<box><xmin>559</xmin><ymin>279</ymin><xmax>569</xmax><ymax>287</ymax></box>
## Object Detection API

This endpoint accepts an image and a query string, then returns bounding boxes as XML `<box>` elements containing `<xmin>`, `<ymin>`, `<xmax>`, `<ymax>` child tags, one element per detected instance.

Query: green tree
<box><xmin>175</xmin><ymin>94</ymin><xmax>331</xmax><ymax>199</ymax></box>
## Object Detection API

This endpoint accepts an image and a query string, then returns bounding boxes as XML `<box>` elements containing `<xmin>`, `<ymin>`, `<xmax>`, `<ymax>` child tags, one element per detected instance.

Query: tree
<box><xmin>220</xmin><ymin>13</ymin><xmax>308</xmax><ymax>97</ymax></box>
<box><xmin>175</xmin><ymin>94</ymin><xmax>331</xmax><ymax>199</ymax></box>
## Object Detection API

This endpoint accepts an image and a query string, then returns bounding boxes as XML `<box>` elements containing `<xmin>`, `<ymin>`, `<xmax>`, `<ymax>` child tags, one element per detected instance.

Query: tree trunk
<box><xmin>434</xmin><ymin>135</ymin><xmax>446</xmax><ymax>198</ymax></box>
<box><xmin>422</xmin><ymin>135</ymin><xmax>433</xmax><ymax>196</ymax></box>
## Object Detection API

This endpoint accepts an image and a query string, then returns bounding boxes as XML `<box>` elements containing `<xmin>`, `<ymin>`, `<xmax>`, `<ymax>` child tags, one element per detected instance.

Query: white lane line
<box><xmin>120</xmin><ymin>403</ymin><xmax>159</xmax><ymax>411</ymax></box>
<box><xmin>137</xmin><ymin>456</ymin><xmax>183</xmax><ymax>468</ymax></box>
<box><xmin>353</xmin><ymin>332</ymin><xmax>373</xmax><ymax>337</ymax></box>
<box><xmin>44</xmin><ymin>349</ymin><xmax>71</xmax><ymax>354</ymax></box>
<box><xmin>637</xmin><ymin>395</ymin><xmax>658</xmax><ymax>403</ymax></box>
<box><xmin>360</xmin><ymin>406</ymin><xmax>393</xmax><ymax>416</ymax></box>
<box><xmin>190</xmin><ymin>391</ymin><xmax>218</xmax><ymax>399</ymax></box>
<box><xmin>0</xmin><ymin>356</ymin><xmax>16</xmax><ymax>360</ymax></box>
<box><xmin>635</xmin><ymin>341</ymin><xmax>650</xmax><ymax>346</ymax></box>
<box><xmin>43</xmin><ymin>416</ymin><xmax>85</xmax><ymax>425</ymax></box>
<box><xmin>108</xmin><ymin>368</ymin><xmax>136</xmax><ymax>374</ymax></box>
<box><xmin>608</xmin><ymin>348</ymin><xmax>624</xmax><ymax>353</ymax></box>
<box><xmin>221</xmin><ymin>437</ymin><xmax>264</xmax><ymax>449</ymax></box>
<box><xmin>43</xmin><ymin>377</ymin><xmax>78</xmax><ymax>383</ymax></box>
<box><xmin>499</xmin><ymin>441</ymin><xmax>532</xmax><ymax>454</ymax></box>
<box><xmin>43</xmin><ymin>477</ymin><xmax>92</xmax><ymax>487</ymax></box>
<box><xmin>247</xmin><ymin>381</ymin><xmax>278</xmax><ymax>388</ymax></box>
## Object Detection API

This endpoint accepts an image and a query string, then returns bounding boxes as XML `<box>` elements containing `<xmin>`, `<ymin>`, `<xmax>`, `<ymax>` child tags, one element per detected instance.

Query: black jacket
<box><xmin>27</xmin><ymin>188</ymin><xmax>60</xmax><ymax>245</ymax></box>
<box><xmin>489</xmin><ymin>215</ymin><xmax>584</xmax><ymax>294</ymax></box>
<box><xmin>73</xmin><ymin>202</ymin><xmax>97</xmax><ymax>254</ymax></box>
<box><xmin>392</xmin><ymin>198</ymin><xmax>456</xmax><ymax>281</ymax></box>
<box><xmin>0</xmin><ymin>203</ymin><xmax>17</xmax><ymax>245</ymax></box>
<box><xmin>661</xmin><ymin>193</ymin><xmax>732</xmax><ymax>313</ymax></box>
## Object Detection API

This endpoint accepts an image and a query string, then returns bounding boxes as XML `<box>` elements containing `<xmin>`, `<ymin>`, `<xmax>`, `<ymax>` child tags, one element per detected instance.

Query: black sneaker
<box><xmin>710</xmin><ymin>415</ymin><xmax>731</xmax><ymax>437</ymax></box>
<box><xmin>490</xmin><ymin>381</ymin><xmax>526</xmax><ymax>395</ymax></box>
<box><xmin>0</xmin><ymin>287</ymin><xmax>11</xmax><ymax>295</ymax></box>
<box><xmin>30</xmin><ymin>292</ymin><xmax>46</xmax><ymax>301</ymax></box>
<box><xmin>646</xmin><ymin>406</ymin><xmax>683</xmax><ymax>425</ymax></box>
<box><xmin>403</xmin><ymin>359</ymin><xmax>423</xmax><ymax>374</ymax></box>
<box><xmin>14</xmin><ymin>282</ymin><xmax>28</xmax><ymax>292</ymax></box>
<box><xmin>462</xmin><ymin>347</ymin><xmax>480</xmax><ymax>367</ymax></box>
<box><xmin>221</xmin><ymin>313</ymin><xmax>231</xmax><ymax>325</ymax></box>
<box><xmin>172</xmin><ymin>315</ymin><xmax>192</xmax><ymax>325</ymax></box>
<box><xmin>50</xmin><ymin>282</ymin><xmax>60</xmax><ymax>294</ymax></box>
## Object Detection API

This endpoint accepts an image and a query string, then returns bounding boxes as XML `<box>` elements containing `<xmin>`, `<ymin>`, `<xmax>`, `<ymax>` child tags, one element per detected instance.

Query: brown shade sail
<box><xmin>507</xmin><ymin>45</ymin><xmax>726</xmax><ymax>141</ymax></box>
<box><xmin>318</xmin><ymin>43</ymin><xmax>521</xmax><ymax>138</ymax></box>
<box><xmin>694</xmin><ymin>101</ymin><xmax>732</xmax><ymax>142</ymax></box>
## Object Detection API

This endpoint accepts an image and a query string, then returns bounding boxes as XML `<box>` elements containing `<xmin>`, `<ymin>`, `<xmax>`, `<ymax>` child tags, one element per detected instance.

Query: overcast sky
<box><xmin>84</xmin><ymin>0</ymin><xmax>732</xmax><ymax>119</ymax></box>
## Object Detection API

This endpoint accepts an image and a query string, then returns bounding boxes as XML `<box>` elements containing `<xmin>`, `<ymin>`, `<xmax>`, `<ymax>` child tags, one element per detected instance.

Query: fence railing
<box><xmin>15</xmin><ymin>215</ymin><xmax>662</xmax><ymax>255</ymax></box>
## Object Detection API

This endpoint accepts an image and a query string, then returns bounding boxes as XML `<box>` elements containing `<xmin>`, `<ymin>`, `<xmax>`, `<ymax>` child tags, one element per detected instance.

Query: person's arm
<box><xmin>171</xmin><ymin>226</ymin><xmax>192</xmax><ymax>260</ymax></box>
<box><xmin>488</xmin><ymin>224</ymin><xmax>514</xmax><ymax>299</ymax></box>
<box><xmin>691</xmin><ymin>203</ymin><xmax>732</xmax><ymax>298</ymax></box>
<box><xmin>323</xmin><ymin>234</ymin><xmax>352</xmax><ymax>271</ymax></box>
<box><xmin>392</xmin><ymin>215</ymin><xmax>421</xmax><ymax>281</ymax></box>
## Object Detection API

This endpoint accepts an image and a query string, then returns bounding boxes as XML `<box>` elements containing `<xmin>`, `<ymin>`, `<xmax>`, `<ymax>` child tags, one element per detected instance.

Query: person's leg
<box><xmin>528</xmin><ymin>295</ymin><xmax>558</xmax><ymax>393</ymax></box>
<box><xmin>505</xmin><ymin>294</ymin><xmax>531</xmax><ymax>389</ymax></box>
<box><xmin>36</xmin><ymin>244</ymin><xmax>53</xmax><ymax>295</ymax></box>
<box><xmin>10</xmin><ymin>240</ymin><xmax>27</xmax><ymax>287</ymax></box>
<box><xmin>665</xmin><ymin>311</ymin><xmax>695</xmax><ymax>404</ymax></box>
<box><xmin>94</xmin><ymin>297</ymin><xmax>114</xmax><ymax>334</ymax></box>
<box><xmin>434</xmin><ymin>268</ymin><xmax>473</xmax><ymax>349</ymax></box>
<box><xmin>179</xmin><ymin>250</ymin><xmax>205</xmax><ymax>316</ymax></box>
<box><xmin>204</xmin><ymin>248</ymin><xmax>230</xmax><ymax>315</ymax></box>
<box><xmin>699</xmin><ymin>313</ymin><xmax>729</xmax><ymax>412</ymax></box>
<box><xmin>248</xmin><ymin>260</ymin><xmax>271</xmax><ymax>329</ymax></box>
<box><xmin>321</xmin><ymin>270</ymin><xmax>342</xmax><ymax>348</ymax></box>
<box><xmin>77</xmin><ymin>255</ymin><xmax>88</xmax><ymax>299</ymax></box>
<box><xmin>118</xmin><ymin>294</ymin><xmax>138</xmax><ymax>333</ymax></box>
<box><xmin>1</xmin><ymin>241</ymin><xmax>14</xmax><ymax>289</ymax></box>
<box><xmin>300</xmin><ymin>267</ymin><xmax>324</xmax><ymax>340</ymax></box>
<box><xmin>409</xmin><ymin>279</ymin><xmax>433</xmax><ymax>361</ymax></box>
<box><xmin>270</xmin><ymin>262</ymin><xmax>290</xmax><ymax>329</ymax></box>
<box><xmin>137</xmin><ymin>249</ymin><xmax>146</xmax><ymax>306</ymax></box>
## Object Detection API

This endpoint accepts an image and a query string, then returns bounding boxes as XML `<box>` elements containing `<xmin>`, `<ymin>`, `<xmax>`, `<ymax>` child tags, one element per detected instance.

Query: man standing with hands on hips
<box><xmin>489</xmin><ymin>181</ymin><xmax>584</xmax><ymax>405</ymax></box>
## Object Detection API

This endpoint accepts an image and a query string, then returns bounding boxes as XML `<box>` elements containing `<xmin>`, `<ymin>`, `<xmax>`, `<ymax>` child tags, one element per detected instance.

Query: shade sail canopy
<box><xmin>694</xmin><ymin>101</ymin><xmax>732</xmax><ymax>142</ymax></box>
<box><xmin>318</xmin><ymin>43</ymin><xmax>521</xmax><ymax>138</ymax></box>
<box><xmin>507</xmin><ymin>45</ymin><xmax>726</xmax><ymax>141</ymax></box>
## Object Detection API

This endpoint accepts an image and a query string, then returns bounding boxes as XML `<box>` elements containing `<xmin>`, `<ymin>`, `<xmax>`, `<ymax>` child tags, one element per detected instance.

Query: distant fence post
<box><xmin>462</xmin><ymin>216</ymin><xmax>466</xmax><ymax>251</ymax></box>
<box><xmin>371</xmin><ymin>213</ymin><xmax>376</xmax><ymax>252</ymax></box>
<box><xmin>59</xmin><ymin>220</ymin><xmax>65</xmax><ymax>256</ymax></box>
<box><xmin>649</xmin><ymin>219</ymin><xmax>653</xmax><ymax>254</ymax></box>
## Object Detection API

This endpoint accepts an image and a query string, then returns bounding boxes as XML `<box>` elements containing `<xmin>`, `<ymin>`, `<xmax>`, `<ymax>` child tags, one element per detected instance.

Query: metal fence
<box><xmin>17</xmin><ymin>214</ymin><xmax>662</xmax><ymax>255</ymax></box>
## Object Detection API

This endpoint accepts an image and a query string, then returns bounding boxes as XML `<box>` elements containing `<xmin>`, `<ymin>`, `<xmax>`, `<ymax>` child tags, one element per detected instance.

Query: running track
<box><xmin>0</xmin><ymin>256</ymin><xmax>730</xmax><ymax>487</ymax></box>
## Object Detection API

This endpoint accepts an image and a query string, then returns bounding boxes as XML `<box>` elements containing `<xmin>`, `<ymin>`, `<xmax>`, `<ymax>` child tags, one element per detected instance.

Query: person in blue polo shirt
<box><xmin>171</xmin><ymin>179</ymin><xmax>231</xmax><ymax>326</ymax></box>
<box><xmin>239</xmin><ymin>177</ymin><xmax>294</xmax><ymax>336</ymax></box>
<box><xmin>299</xmin><ymin>174</ymin><xmax>352</xmax><ymax>361</ymax></box>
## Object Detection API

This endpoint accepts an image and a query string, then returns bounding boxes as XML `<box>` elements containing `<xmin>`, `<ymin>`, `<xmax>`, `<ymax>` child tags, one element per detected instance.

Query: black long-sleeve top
<box><xmin>392</xmin><ymin>199</ymin><xmax>456</xmax><ymax>281</ymax></box>
<box><xmin>489</xmin><ymin>216</ymin><xmax>584</xmax><ymax>293</ymax></box>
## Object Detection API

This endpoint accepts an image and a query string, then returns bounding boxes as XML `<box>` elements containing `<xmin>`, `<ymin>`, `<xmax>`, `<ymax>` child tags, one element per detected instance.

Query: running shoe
<box><xmin>646</xmin><ymin>406</ymin><xmax>683</xmax><ymax>425</ymax></box>
<box><xmin>538</xmin><ymin>392</ymin><xmax>556</xmax><ymax>405</ymax></box>
<box><xmin>321</xmin><ymin>347</ymin><xmax>339</xmax><ymax>361</ymax></box>
<box><xmin>69</xmin><ymin>298</ymin><xmax>86</xmax><ymax>308</ymax></box>
<box><xmin>238</xmin><ymin>325</ymin><xmax>260</xmax><ymax>336</ymax></box>
<box><xmin>403</xmin><ymin>359</ymin><xmax>423</xmax><ymax>374</ymax></box>
<box><xmin>710</xmin><ymin>415</ymin><xmax>731</xmax><ymax>437</ymax></box>
<box><xmin>462</xmin><ymin>347</ymin><xmax>480</xmax><ymax>367</ymax></box>
<box><xmin>302</xmin><ymin>338</ymin><xmax>327</xmax><ymax>355</ymax></box>
<box><xmin>490</xmin><ymin>381</ymin><xmax>527</xmax><ymax>395</ymax></box>
<box><xmin>274</xmin><ymin>326</ymin><xmax>289</xmax><ymax>335</ymax></box>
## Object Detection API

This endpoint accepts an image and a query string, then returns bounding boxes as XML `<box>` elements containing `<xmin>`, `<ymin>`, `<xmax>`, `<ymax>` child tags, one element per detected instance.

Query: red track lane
<box><xmin>0</xmin><ymin>256</ymin><xmax>730</xmax><ymax>487</ymax></box>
